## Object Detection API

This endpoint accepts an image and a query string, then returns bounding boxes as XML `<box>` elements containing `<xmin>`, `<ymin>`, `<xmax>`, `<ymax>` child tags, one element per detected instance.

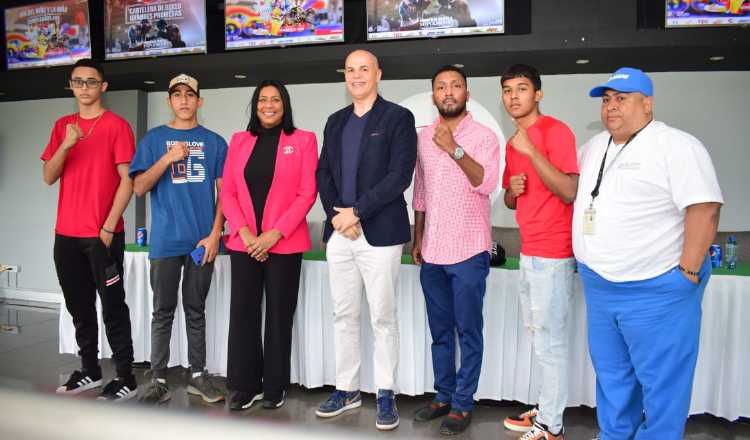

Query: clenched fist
<box><xmin>432</xmin><ymin>122</ymin><xmax>458</xmax><ymax>155</ymax></box>
<box><xmin>62</xmin><ymin>123</ymin><xmax>83</xmax><ymax>150</ymax></box>
<box><xmin>509</xmin><ymin>173</ymin><xmax>526</xmax><ymax>198</ymax></box>
<box><xmin>165</xmin><ymin>142</ymin><xmax>189</xmax><ymax>163</ymax></box>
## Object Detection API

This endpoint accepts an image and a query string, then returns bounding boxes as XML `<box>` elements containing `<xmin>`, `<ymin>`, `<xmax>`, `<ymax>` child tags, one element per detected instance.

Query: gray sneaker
<box><xmin>187</xmin><ymin>374</ymin><xmax>224</xmax><ymax>403</ymax></box>
<box><xmin>138</xmin><ymin>380</ymin><xmax>170</xmax><ymax>405</ymax></box>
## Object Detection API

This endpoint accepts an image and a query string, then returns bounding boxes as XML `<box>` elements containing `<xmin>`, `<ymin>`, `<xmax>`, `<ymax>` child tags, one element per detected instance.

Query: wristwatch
<box><xmin>452</xmin><ymin>145</ymin><xmax>465</xmax><ymax>160</ymax></box>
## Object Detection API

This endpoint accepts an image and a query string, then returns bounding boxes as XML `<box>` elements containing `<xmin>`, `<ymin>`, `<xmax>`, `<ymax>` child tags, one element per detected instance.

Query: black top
<box><xmin>340</xmin><ymin>111</ymin><xmax>370</xmax><ymax>206</ymax></box>
<box><xmin>244</xmin><ymin>124</ymin><xmax>281</xmax><ymax>233</ymax></box>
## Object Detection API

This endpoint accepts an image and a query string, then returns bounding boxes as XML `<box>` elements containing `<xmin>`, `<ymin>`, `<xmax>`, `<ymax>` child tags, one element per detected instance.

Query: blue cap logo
<box><xmin>589</xmin><ymin>67</ymin><xmax>654</xmax><ymax>98</ymax></box>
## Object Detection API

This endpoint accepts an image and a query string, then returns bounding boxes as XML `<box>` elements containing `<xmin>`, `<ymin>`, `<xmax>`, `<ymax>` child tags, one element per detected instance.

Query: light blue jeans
<box><xmin>519</xmin><ymin>254</ymin><xmax>576</xmax><ymax>433</ymax></box>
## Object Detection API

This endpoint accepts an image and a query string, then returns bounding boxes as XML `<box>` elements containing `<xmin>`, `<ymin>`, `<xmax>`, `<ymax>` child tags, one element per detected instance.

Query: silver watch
<box><xmin>452</xmin><ymin>145</ymin><xmax>465</xmax><ymax>160</ymax></box>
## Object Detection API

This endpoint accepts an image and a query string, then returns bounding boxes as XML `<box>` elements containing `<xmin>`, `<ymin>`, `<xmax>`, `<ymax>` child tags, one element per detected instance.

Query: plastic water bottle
<box><xmin>725</xmin><ymin>235</ymin><xmax>737</xmax><ymax>270</ymax></box>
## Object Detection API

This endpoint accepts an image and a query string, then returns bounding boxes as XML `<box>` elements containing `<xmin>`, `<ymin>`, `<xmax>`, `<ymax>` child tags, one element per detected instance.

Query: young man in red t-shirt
<box><xmin>500</xmin><ymin>65</ymin><xmax>579</xmax><ymax>440</ymax></box>
<box><xmin>41</xmin><ymin>59</ymin><xmax>137</xmax><ymax>401</ymax></box>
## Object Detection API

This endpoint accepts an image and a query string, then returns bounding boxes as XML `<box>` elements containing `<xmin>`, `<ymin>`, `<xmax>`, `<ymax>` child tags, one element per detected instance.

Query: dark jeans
<box><xmin>420</xmin><ymin>251</ymin><xmax>490</xmax><ymax>412</ymax></box>
<box><xmin>54</xmin><ymin>233</ymin><xmax>134</xmax><ymax>378</ymax></box>
<box><xmin>227</xmin><ymin>251</ymin><xmax>302</xmax><ymax>399</ymax></box>
<box><xmin>149</xmin><ymin>256</ymin><xmax>215</xmax><ymax>377</ymax></box>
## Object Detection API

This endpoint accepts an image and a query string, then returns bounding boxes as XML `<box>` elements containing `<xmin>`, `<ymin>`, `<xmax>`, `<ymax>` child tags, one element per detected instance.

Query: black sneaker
<box><xmin>97</xmin><ymin>376</ymin><xmax>137</xmax><ymax>402</ymax></box>
<box><xmin>414</xmin><ymin>400</ymin><xmax>451</xmax><ymax>422</ymax></box>
<box><xmin>262</xmin><ymin>390</ymin><xmax>286</xmax><ymax>409</ymax></box>
<box><xmin>228</xmin><ymin>390</ymin><xmax>263</xmax><ymax>410</ymax></box>
<box><xmin>56</xmin><ymin>370</ymin><xmax>102</xmax><ymax>395</ymax></box>
<box><xmin>440</xmin><ymin>410</ymin><xmax>472</xmax><ymax>436</ymax></box>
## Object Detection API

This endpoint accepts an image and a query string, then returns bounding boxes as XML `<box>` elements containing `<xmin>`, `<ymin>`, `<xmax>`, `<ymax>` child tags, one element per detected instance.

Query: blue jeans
<box><xmin>420</xmin><ymin>252</ymin><xmax>490</xmax><ymax>412</ymax></box>
<box><xmin>579</xmin><ymin>256</ymin><xmax>711</xmax><ymax>440</ymax></box>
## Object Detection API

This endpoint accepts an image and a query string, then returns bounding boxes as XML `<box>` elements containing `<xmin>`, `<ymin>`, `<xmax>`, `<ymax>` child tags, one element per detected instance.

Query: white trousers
<box><xmin>519</xmin><ymin>254</ymin><xmax>576</xmax><ymax>433</ymax></box>
<box><xmin>326</xmin><ymin>231</ymin><xmax>403</xmax><ymax>392</ymax></box>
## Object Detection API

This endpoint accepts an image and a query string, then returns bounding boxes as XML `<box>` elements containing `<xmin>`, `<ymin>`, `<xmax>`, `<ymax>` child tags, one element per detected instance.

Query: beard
<box><xmin>437</xmin><ymin>100</ymin><xmax>466</xmax><ymax>118</ymax></box>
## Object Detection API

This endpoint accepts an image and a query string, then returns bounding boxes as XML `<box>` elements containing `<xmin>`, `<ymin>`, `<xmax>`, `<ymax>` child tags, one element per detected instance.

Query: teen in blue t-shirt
<box><xmin>130</xmin><ymin>124</ymin><xmax>227</xmax><ymax>258</ymax></box>
<box><xmin>128</xmin><ymin>74</ymin><xmax>227</xmax><ymax>405</ymax></box>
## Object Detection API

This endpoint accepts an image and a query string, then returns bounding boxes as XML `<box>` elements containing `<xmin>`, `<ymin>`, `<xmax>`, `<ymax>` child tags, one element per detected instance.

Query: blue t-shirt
<box><xmin>129</xmin><ymin>125</ymin><xmax>228</xmax><ymax>259</ymax></box>
<box><xmin>340</xmin><ymin>111</ymin><xmax>369</xmax><ymax>206</ymax></box>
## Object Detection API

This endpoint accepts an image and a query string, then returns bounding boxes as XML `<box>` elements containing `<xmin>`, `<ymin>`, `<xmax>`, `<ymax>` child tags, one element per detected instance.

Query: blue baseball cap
<box><xmin>589</xmin><ymin>67</ymin><xmax>653</xmax><ymax>97</ymax></box>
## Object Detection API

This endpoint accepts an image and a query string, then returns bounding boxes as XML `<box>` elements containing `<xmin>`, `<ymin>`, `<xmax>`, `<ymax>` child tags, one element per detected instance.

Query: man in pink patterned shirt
<box><xmin>411</xmin><ymin>65</ymin><xmax>500</xmax><ymax>436</ymax></box>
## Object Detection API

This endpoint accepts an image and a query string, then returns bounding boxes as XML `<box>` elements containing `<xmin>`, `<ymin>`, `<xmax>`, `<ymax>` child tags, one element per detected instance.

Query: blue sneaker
<box><xmin>376</xmin><ymin>389</ymin><xmax>399</xmax><ymax>430</ymax></box>
<box><xmin>315</xmin><ymin>389</ymin><xmax>362</xmax><ymax>418</ymax></box>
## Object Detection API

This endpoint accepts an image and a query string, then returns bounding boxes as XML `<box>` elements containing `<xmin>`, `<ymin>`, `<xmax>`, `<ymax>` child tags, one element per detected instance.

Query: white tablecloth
<box><xmin>59</xmin><ymin>252</ymin><xmax>750</xmax><ymax>420</ymax></box>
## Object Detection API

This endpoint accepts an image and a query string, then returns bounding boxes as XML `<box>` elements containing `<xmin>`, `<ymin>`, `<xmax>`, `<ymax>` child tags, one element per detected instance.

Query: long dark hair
<box><xmin>246</xmin><ymin>80</ymin><xmax>295</xmax><ymax>136</ymax></box>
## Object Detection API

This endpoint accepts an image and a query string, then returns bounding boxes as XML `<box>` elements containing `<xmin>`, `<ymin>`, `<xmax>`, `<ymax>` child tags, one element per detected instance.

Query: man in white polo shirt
<box><xmin>573</xmin><ymin>67</ymin><xmax>723</xmax><ymax>440</ymax></box>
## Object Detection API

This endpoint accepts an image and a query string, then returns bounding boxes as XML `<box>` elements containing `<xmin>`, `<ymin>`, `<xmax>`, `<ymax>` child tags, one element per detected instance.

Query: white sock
<box><xmin>192</xmin><ymin>371</ymin><xmax>202</xmax><ymax>378</ymax></box>
<box><xmin>156</xmin><ymin>378</ymin><xmax>166</xmax><ymax>384</ymax></box>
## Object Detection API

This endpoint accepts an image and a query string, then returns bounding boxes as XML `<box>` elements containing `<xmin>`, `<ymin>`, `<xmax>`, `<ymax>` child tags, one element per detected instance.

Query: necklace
<box><xmin>76</xmin><ymin>111</ymin><xmax>105</xmax><ymax>139</ymax></box>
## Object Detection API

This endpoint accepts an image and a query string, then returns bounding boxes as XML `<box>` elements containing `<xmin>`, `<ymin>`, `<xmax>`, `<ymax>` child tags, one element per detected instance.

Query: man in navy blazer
<box><xmin>315</xmin><ymin>49</ymin><xmax>417</xmax><ymax>431</ymax></box>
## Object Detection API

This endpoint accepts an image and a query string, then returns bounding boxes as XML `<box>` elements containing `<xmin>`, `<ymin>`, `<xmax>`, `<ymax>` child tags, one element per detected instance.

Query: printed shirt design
<box><xmin>168</xmin><ymin>140</ymin><xmax>206</xmax><ymax>184</ymax></box>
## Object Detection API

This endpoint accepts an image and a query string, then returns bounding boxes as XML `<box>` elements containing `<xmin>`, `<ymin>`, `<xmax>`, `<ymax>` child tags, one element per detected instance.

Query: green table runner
<box><xmin>124</xmin><ymin>244</ymin><xmax>749</xmax><ymax>275</ymax></box>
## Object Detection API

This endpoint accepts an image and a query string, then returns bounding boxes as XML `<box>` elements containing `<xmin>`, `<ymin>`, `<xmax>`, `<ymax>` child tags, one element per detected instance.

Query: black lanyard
<box><xmin>589</xmin><ymin>121</ymin><xmax>651</xmax><ymax>203</ymax></box>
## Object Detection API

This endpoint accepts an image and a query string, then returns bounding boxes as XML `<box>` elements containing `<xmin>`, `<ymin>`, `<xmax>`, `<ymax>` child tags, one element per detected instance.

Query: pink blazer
<box><xmin>221</xmin><ymin>129</ymin><xmax>318</xmax><ymax>254</ymax></box>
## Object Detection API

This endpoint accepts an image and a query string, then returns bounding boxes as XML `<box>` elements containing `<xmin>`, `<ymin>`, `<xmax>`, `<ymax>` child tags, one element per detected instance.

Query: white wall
<box><xmin>0</xmin><ymin>91</ymin><xmax>141</xmax><ymax>295</ymax></box>
<box><xmin>148</xmin><ymin>71</ymin><xmax>750</xmax><ymax>231</ymax></box>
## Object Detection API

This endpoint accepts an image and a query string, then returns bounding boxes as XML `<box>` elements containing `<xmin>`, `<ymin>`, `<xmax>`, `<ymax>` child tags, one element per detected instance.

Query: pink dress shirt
<box><xmin>412</xmin><ymin>113</ymin><xmax>500</xmax><ymax>265</ymax></box>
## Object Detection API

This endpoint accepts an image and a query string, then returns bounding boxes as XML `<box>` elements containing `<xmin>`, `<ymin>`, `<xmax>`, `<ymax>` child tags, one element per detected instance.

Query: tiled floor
<box><xmin>0</xmin><ymin>300</ymin><xmax>748</xmax><ymax>439</ymax></box>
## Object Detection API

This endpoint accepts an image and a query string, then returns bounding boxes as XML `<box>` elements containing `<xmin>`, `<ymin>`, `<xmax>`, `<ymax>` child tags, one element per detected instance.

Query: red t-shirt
<box><xmin>502</xmin><ymin>115</ymin><xmax>578</xmax><ymax>258</ymax></box>
<box><xmin>41</xmin><ymin>111</ymin><xmax>135</xmax><ymax>238</ymax></box>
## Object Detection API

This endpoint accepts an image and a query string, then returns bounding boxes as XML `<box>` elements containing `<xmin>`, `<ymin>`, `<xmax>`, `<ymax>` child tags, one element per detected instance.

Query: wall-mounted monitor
<box><xmin>666</xmin><ymin>0</ymin><xmax>750</xmax><ymax>27</ymax></box>
<box><xmin>104</xmin><ymin>0</ymin><xmax>207</xmax><ymax>60</ymax></box>
<box><xmin>5</xmin><ymin>0</ymin><xmax>92</xmax><ymax>70</ymax></box>
<box><xmin>367</xmin><ymin>0</ymin><xmax>504</xmax><ymax>41</ymax></box>
<box><xmin>225</xmin><ymin>0</ymin><xmax>344</xmax><ymax>50</ymax></box>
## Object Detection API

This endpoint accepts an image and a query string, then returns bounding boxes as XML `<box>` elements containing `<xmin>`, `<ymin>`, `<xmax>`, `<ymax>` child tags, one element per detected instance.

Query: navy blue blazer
<box><xmin>316</xmin><ymin>95</ymin><xmax>417</xmax><ymax>246</ymax></box>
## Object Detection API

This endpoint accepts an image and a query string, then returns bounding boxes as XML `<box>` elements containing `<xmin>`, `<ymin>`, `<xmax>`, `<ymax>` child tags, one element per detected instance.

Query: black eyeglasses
<box><xmin>69</xmin><ymin>78</ymin><xmax>102</xmax><ymax>89</ymax></box>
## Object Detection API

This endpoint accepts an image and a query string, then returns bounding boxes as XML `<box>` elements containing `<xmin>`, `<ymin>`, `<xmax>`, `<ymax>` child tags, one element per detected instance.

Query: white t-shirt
<box><xmin>572</xmin><ymin>120</ymin><xmax>723</xmax><ymax>282</ymax></box>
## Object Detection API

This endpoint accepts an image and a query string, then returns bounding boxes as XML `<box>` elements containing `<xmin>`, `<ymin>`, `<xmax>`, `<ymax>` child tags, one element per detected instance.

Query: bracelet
<box><xmin>678</xmin><ymin>265</ymin><xmax>699</xmax><ymax>277</ymax></box>
<box><xmin>101</xmin><ymin>226</ymin><xmax>115</xmax><ymax>234</ymax></box>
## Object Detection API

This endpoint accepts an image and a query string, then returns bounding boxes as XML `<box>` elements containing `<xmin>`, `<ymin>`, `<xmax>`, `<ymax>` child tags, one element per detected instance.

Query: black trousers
<box><xmin>54</xmin><ymin>233</ymin><xmax>134</xmax><ymax>377</ymax></box>
<box><xmin>227</xmin><ymin>251</ymin><xmax>302</xmax><ymax>398</ymax></box>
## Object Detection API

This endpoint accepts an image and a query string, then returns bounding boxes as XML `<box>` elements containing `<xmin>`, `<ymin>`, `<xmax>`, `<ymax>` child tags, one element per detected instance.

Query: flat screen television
<box><xmin>225</xmin><ymin>0</ymin><xmax>344</xmax><ymax>50</ymax></box>
<box><xmin>367</xmin><ymin>0</ymin><xmax>504</xmax><ymax>41</ymax></box>
<box><xmin>104</xmin><ymin>0</ymin><xmax>207</xmax><ymax>60</ymax></box>
<box><xmin>5</xmin><ymin>0</ymin><xmax>92</xmax><ymax>70</ymax></box>
<box><xmin>666</xmin><ymin>0</ymin><xmax>750</xmax><ymax>27</ymax></box>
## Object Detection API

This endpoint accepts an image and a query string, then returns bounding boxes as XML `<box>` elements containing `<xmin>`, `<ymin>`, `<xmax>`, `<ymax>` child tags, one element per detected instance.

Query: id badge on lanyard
<box><xmin>583</xmin><ymin>205</ymin><xmax>596</xmax><ymax>235</ymax></box>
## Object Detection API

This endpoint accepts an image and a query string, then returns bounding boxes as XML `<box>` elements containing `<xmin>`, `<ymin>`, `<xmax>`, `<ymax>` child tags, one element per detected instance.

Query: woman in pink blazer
<box><xmin>221</xmin><ymin>80</ymin><xmax>318</xmax><ymax>410</ymax></box>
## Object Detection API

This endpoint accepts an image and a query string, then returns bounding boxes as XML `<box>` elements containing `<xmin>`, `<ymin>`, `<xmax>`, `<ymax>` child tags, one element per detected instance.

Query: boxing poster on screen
<box><xmin>104</xmin><ymin>0</ymin><xmax>207</xmax><ymax>60</ymax></box>
<box><xmin>5</xmin><ymin>0</ymin><xmax>92</xmax><ymax>70</ymax></box>
<box><xmin>225</xmin><ymin>0</ymin><xmax>344</xmax><ymax>50</ymax></box>
<box><xmin>666</xmin><ymin>0</ymin><xmax>750</xmax><ymax>27</ymax></box>
<box><xmin>367</xmin><ymin>0</ymin><xmax>504</xmax><ymax>40</ymax></box>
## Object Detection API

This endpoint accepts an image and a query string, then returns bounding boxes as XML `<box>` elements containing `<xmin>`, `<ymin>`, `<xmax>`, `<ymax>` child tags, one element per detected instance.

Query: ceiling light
<box><xmin>709</xmin><ymin>56</ymin><xmax>725</xmax><ymax>62</ymax></box>
<box><xmin>576</xmin><ymin>59</ymin><xmax>590</xmax><ymax>64</ymax></box>
<box><xmin>336</xmin><ymin>68</ymin><xmax>345</xmax><ymax>73</ymax></box>
<box><xmin>234</xmin><ymin>74</ymin><xmax>247</xmax><ymax>79</ymax></box>
<box><xmin>144</xmin><ymin>80</ymin><xmax>156</xmax><ymax>85</ymax></box>
<box><xmin>452</xmin><ymin>63</ymin><xmax>464</xmax><ymax>68</ymax></box>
